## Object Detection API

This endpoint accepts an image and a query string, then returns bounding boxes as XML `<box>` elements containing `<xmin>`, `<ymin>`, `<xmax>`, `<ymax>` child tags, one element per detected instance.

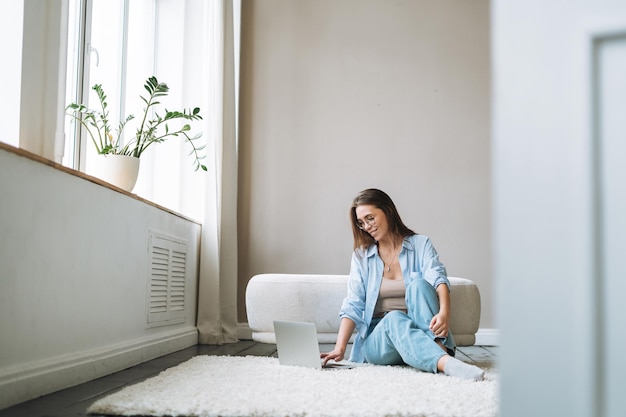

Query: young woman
<box><xmin>321</xmin><ymin>189</ymin><xmax>484</xmax><ymax>381</ymax></box>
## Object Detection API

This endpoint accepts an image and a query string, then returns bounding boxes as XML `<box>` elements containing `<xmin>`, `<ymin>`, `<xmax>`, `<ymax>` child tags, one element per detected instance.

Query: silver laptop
<box><xmin>273</xmin><ymin>320</ymin><xmax>356</xmax><ymax>370</ymax></box>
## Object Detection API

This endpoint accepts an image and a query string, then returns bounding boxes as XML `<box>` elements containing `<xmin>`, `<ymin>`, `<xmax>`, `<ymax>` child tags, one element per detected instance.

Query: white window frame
<box><xmin>17</xmin><ymin>0</ymin><xmax>69</xmax><ymax>162</ymax></box>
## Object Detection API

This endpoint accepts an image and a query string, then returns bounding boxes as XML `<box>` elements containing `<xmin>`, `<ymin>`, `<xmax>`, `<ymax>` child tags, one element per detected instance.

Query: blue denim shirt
<box><xmin>339</xmin><ymin>234</ymin><xmax>449</xmax><ymax>363</ymax></box>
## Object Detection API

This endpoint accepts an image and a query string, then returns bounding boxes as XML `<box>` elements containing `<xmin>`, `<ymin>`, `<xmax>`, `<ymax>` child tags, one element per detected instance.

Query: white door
<box><xmin>493</xmin><ymin>2</ymin><xmax>626</xmax><ymax>417</ymax></box>
<box><xmin>596</xmin><ymin>35</ymin><xmax>626</xmax><ymax>417</ymax></box>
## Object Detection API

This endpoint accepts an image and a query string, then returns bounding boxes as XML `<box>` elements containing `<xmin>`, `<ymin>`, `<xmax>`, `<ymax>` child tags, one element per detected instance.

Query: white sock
<box><xmin>443</xmin><ymin>357</ymin><xmax>485</xmax><ymax>381</ymax></box>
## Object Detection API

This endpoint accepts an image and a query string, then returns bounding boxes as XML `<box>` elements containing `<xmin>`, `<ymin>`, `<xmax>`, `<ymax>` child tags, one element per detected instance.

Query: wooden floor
<box><xmin>0</xmin><ymin>341</ymin><xmax>498</xmax><ymax>417</ymax></box>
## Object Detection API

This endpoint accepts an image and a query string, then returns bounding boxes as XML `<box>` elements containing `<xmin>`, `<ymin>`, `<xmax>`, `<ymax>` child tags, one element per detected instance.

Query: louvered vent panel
<box><xmin>170</xmin><ymin>250</ymin><xmax>186</xmax><ymax>312</ymax></box>
<box><xmin>147</xmin><ymin>232</ymin><xmax>188</xmax><ymax>326</ymax></box>
<box><xmin>150</xmin><ymin>247</ymin><xmax>169</xmax><ymax>314</ymax></box>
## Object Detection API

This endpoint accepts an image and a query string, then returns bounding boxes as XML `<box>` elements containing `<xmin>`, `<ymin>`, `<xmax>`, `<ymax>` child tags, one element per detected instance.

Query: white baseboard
<box><xmin>0</xmin><ymin>327</ymin><xmax>198</xmax><ymax>410</ymax></box>
<box><xmin>475</xmin><ymin>328</ymin><xmax>499</xmax><ymax>346</ymax></box>
<box><xmin>239</xmin><ymin>322</ymin><xmax>499</xmax><ymax>346</ymax></box>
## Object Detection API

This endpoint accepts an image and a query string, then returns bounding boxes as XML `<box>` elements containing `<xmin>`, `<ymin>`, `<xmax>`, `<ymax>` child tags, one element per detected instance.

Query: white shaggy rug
<box><xmin>88</xmin><ymin>355</ymin><xmax>498</xmax><ymax>417</ymax></box>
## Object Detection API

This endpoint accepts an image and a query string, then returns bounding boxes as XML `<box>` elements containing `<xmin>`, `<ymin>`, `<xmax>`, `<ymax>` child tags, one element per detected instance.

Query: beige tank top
<box><xmin>374</xmin><ymin>277</ymin><xmax>407</xmax><ymax>315</ymax></box>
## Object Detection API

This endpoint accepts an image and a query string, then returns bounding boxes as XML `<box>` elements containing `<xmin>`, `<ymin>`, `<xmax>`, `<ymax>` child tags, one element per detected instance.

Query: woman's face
<box><xmin>355</xmin><ymin>204</ymin><xmax>389</xmax><ymax>242</ymax></box>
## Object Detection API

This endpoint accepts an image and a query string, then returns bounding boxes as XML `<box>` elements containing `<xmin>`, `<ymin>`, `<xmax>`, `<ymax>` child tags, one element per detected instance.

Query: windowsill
<box><xmin>0</xmin><ymin>142</ymin><xmax>200</xmax><ymax>225</ymax></box>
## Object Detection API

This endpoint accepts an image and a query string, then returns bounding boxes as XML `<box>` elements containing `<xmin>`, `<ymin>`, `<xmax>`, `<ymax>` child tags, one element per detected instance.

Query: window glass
<box><xmin>83</xmin><ymin>0</ymin><xmax>126</xmax><ymax>170</ymax></box>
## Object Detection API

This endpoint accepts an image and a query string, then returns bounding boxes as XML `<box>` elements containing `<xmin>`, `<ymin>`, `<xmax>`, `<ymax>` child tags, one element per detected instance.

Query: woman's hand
<box><xmin>431</xmin><ymin>283</ymin><xmax>451</xmax><ymax>338</ymax></box>
<box><xmin>320</xmin><ymin>347</ymin><xmax>345</xmax><ymax>367</ymax></box>
<box><xmin>429</xmin><ymin>311</ymin><xmax>449</xmax><ymax>338</ymax></box>
<box><xmin>321</xmin><ymin>317</ymin><xmax>356</xmax><ymax>366</ymax></box>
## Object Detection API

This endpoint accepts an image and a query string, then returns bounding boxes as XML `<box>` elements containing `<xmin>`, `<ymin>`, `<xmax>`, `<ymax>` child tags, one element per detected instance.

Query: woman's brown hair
<box><xmin>350</xmin><ymin>188</ymin><xmax>416</xmax><ymax>250</ymax></box>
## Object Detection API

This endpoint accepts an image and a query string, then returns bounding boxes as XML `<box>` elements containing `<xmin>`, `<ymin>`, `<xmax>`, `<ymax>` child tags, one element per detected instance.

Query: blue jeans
<box><xmin>362</xmin><ymin>278</ymin><xmax>456</xmax><ymax>373</ymax></box>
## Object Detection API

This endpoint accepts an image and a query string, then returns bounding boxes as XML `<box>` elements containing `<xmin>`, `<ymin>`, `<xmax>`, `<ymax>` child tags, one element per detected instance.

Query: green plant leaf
<box><xmin>66</xmin><ymin>75</ymin><xmax>206</xmax><ymax>172</ymax></box>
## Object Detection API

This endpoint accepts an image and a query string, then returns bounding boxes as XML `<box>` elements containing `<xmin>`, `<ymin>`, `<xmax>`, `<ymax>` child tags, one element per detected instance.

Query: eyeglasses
<box><xmin>356</xmin><ymin>215</ymin><xmax>376</xmax><ymax>230</ymax></box>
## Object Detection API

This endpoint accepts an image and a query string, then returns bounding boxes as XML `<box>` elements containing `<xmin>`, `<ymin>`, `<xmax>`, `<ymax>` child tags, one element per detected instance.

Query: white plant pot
<box><xmin>89</xmin><ymin>154</ymin><xmax>140</xmax><ymax>192</ymax></box>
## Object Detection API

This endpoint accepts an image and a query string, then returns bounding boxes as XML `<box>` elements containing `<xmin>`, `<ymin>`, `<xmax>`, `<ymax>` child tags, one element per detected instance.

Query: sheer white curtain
<box><xmin>190</xmin><ymin>0</ymin><xmax>239</xmax><ymax>344</ymax></box>
<box><xmin>77</xmin><ymin>0</ymin><xmax>241</xmax><ymax>343</ymax></box>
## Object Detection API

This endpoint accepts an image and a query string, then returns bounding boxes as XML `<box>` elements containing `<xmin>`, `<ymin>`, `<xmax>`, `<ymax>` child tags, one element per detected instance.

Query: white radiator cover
<box><xmin>0</xmin><ymin>146</ymin><xmax>201</xmax><ymax>410</ymax></box>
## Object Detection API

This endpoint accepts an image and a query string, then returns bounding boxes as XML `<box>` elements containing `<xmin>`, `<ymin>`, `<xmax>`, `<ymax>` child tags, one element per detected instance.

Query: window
<box><xmin>64</xmin><ymin>0</ymin><xmax>208</xmax><ymax>216</ymax></box>
<box><xmin>65</xmin><ymin>0</ymin><xmax>162</xmax><ymax>170</ymax></box>
<box><xmin>4</xmin><ymin>0</ymin><xmax>234</xmax><ymax>220</ymax></box>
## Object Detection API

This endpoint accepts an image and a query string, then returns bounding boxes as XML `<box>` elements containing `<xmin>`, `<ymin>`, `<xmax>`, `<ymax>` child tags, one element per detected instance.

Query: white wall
<box><xmin>238</xmin><ymin>0</ymin><xmax>493</xmax><ymax>330</ymax></box>
<box><xmin>493</xmin><ymin>1</ymin><xmax>626</xmax><ymax>416</ymax></box>
<box><xmin>0</xmin><ymin>145</ymin><xmax>201</xmax><ymax>409</ymax></box>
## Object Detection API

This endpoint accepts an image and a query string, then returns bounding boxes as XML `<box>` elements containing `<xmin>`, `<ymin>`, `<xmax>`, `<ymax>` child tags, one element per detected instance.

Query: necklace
<box><xmin>380</xmin><ymin>244</ymin><xmax>401</xmax><ymax>273</ymax></box>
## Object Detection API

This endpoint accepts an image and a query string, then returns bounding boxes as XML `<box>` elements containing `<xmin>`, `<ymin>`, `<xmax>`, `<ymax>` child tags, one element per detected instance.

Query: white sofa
<box><xmin>245</xmin><ymin>273</ymin><xmax>481</xmax><ymax>346</ymax></box>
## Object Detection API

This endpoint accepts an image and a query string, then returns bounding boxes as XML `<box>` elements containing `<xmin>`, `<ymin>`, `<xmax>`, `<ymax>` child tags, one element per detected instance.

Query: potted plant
<box><xmin>66</xmin><ymin>76</ymin><xmax>206</xmax><ymax>191</ymax></box>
